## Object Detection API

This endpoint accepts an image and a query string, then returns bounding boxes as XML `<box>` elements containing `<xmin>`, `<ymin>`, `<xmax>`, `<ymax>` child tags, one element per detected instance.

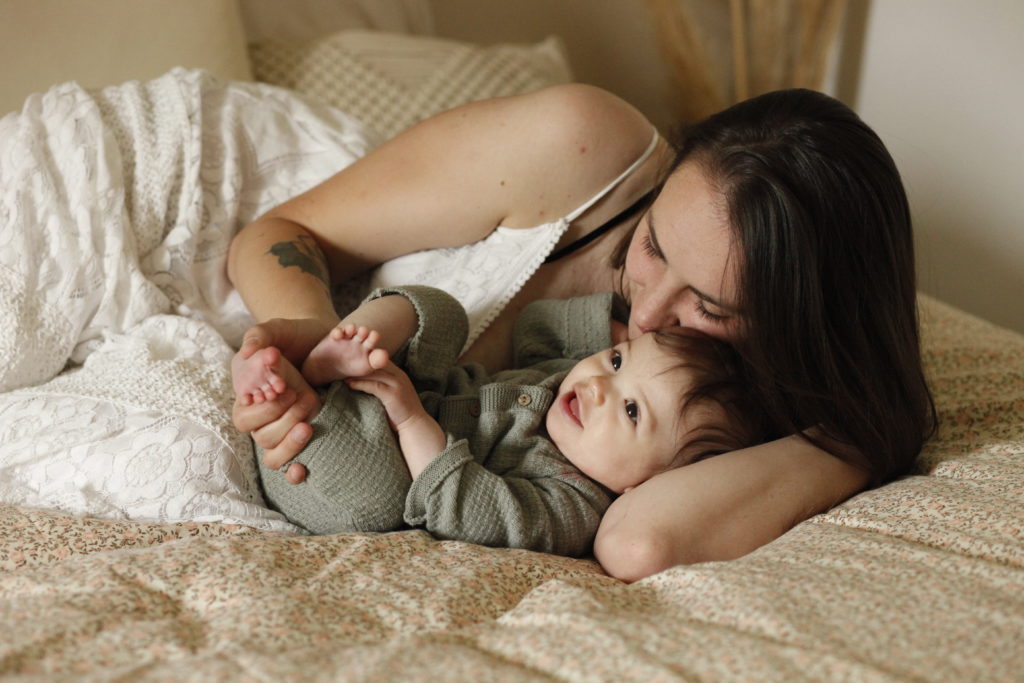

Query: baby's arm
<box><xmin>404</xmin><ymin>446</ymin><xmax>611</xmax><ymax>556</ymax></box>
<box><xmin>345</xmin><ymin>361</ymin><xmax>446</xmax><ymax>478</ymax></box>
<box><xmin>302</xmin><ymin>294</ymin><xmax>418</xmax><ymax>386</ymax></box>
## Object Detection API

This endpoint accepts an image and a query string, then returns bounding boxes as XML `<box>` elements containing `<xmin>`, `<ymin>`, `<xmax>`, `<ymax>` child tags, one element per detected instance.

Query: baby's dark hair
<box><xmin>652</xmin><ymin>327</ymin><xmax>778</xmax><ymax>466</ymax></box>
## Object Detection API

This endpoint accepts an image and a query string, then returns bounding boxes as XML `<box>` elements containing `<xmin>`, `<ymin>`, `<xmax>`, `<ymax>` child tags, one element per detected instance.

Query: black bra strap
<box><xmin>543</xmin><ymin>189</ymin><xmax>656</xmax><ymax>264</ymax></box>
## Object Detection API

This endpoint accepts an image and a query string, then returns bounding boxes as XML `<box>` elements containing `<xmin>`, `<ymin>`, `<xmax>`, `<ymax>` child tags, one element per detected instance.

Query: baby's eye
<box><xmin>610</xmin><ymin>349</ymin><xmax>622</xmax><ymax>371</ymax></box>
<box><xmin>625</xmin><ymin>400</ymin><xmax>639</xmax><ymax>423</ymax></box>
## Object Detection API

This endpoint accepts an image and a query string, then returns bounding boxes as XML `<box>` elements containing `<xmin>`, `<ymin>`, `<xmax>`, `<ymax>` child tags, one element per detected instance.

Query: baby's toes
<box><xmin>263</xmin><ymin>382</ymin><xmax>286</xmax><ymax>402</ymax></box>
<box><xmin>368</xmin><ymin>348</ymin><xmax>390</xmax><ymax>369</ymax></box>
<box><xmin>338</xmin><ymin>323</ymin><xmax>357</xmax><ymax>340</ymax></box>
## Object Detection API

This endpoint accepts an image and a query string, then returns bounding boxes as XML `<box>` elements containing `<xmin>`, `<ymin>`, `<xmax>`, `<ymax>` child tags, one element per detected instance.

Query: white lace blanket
<box><xmin>0</xmin><ymin>69</ymin><xmax>376</xmax><ymax>530</ymax></box>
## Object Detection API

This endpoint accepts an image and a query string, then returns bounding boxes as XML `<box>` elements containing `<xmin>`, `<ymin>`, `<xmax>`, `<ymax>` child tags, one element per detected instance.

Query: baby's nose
<box><xmin>587</xmin><ymin>376</ymin><xmax>608</xmax><ymax>404</ymax></box>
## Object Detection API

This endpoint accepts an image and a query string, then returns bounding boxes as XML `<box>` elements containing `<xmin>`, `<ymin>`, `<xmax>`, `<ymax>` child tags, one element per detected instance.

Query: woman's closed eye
<box><xmin>696</xmin><ymin>299</ymin><xmax>728</xmax><ymax>323</ymax></box>
<box><xmin>641</xmin><ymin>233</ymin><xmax>663</xmax><ymax>260</ymax></box>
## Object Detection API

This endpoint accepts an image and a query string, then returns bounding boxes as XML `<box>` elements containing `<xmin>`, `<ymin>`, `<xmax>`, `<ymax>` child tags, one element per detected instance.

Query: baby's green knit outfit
<box><xmin>257</xmin><ymin>285</ymin><xmax>615</xmax><ymax>557</ymax></box>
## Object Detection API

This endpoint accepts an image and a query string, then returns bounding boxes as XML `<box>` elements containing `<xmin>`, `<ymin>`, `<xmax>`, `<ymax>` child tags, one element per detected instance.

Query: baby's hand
<box><xmin>346</xmin><ymin>361</ymin><xmax>445</xmax><ymax>478</ymax></box>
<box><xmin>301</xmin><ymin>323</ymin><xmax>391</xmax><ymax>386</ymax></box>
<box><xmin>344</xmin><ymin>361</ymin><xmax>423</xmax><ymax>433</ymax></box>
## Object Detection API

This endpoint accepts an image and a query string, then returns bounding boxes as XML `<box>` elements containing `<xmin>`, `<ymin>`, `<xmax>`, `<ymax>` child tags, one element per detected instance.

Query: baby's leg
<box><xmin>301</xmin><ymin>323</ymin><xmax>391</xmax><ymax>386</ymax></box>
<box><xmin>232</xmin><ymin>346</ymin><xmax>310</xmax><ymax>407</ymax></box>
<box><xmin>255</xmin><ymin>379</ymin><xmax>412</xmax><ymax>534</ymax></box>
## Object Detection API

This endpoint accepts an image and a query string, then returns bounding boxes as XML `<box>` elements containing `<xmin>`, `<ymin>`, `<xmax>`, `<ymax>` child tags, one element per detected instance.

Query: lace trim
<box><xmin>463</xmin><ymin>218</ymin><xmax>570</xmax><ymax>355</ymax></box>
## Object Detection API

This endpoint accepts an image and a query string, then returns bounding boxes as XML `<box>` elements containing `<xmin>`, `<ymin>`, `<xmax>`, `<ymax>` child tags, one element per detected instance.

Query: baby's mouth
<box><xmin>562</xmin><ymin>390</ymin><xmax>582</xmax><ymax>427</ymax></box>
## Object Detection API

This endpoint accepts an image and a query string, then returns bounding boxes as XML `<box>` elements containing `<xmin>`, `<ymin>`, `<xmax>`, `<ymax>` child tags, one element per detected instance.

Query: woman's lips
<box><xmin>562</xmin><ymin>390</ymin><xmax>582</xmax><ymax>427</ymax></box>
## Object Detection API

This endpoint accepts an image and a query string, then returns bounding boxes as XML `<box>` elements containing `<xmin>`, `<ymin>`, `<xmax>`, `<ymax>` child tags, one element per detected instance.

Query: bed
<box><xmin>1</xmin><ymin>2</ymin><xmax>1022</xmax><ymax>680</ymax></box>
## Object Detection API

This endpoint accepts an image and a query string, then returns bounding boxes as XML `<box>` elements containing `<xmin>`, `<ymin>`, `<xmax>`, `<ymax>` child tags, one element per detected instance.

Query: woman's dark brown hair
<box><xmin>617</xmin><ymin>89</ymin><xmax>937</xmax><ymax>485</ymax></box>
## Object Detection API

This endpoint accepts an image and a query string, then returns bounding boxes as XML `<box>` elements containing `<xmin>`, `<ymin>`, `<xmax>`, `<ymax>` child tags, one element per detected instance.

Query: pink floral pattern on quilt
<box><xmin>1</xmin><ymin>295</ymin><xmax>1022</xmax><ymax>681</ymax></box>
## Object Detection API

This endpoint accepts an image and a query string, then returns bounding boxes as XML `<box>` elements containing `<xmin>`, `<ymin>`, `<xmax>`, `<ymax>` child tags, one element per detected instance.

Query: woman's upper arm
<box><xmin>262</xmin><ymin>83</ymin><xmax>655</xmax><ymax>277</ymax></box>
<box><xmin>593</xmin><ymin>436</ymin><xmax>870</xmax><ymax>582</ymax></box>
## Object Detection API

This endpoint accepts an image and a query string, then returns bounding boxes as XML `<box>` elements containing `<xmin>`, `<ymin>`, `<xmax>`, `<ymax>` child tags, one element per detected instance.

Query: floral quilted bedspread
<box><xmin>1</xmin><ymin>296</ymin><xmax>1022</xmax><ymax>681</ymax></box>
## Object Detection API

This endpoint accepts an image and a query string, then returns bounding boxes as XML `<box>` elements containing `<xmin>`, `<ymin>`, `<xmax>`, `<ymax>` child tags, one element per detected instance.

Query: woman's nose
<box><xmin>633</xmin><ymin>288</ymin><xmax>680</xmax><ymax>331</ymax></box>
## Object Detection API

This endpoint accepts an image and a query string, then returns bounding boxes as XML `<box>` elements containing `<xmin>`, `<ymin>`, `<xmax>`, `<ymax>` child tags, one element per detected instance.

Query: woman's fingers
<box><xmin>259</xmin><ymin>421</ymin><xmax>314</xmax><ymax>471</ymax></box>
<box><xmin>233</xmin><ymin>385</ymin><xmax>316</xmax><ymax>475</ymax></box>
<box><xmin>284</xmin><ymin>461</ymin><xmax>308</xmax><ymax>484</ymax></box>
<box><xmin>232</xmin><ymin>389</ymin><xmax>296</xmax><ymax>432</ymax></box>
<box><xmin>250</xmin><ymin>390</ymin><xmax>319</xmax><ymax>448</ymax></box>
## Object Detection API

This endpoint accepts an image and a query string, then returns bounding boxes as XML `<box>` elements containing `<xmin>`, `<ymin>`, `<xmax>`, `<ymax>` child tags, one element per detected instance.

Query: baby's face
<box><xmin>545</xmin><ymin>333</ymin><xmax>692</xmax><ymax>493</ymax></box>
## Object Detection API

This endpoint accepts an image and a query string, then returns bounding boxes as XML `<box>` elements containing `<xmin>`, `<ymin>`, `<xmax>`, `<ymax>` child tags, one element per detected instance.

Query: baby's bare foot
<box><xmin>232</xmin><ymin>346</ymin><xmax>288</xmax><ymax>406</ymax></box>
<box><xmin>301</xmin><ymin>323</ymin><xmax>391</xmax><ymax>386</ymax></box>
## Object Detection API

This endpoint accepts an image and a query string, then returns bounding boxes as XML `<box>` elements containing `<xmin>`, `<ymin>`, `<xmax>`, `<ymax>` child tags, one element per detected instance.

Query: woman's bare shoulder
<box><xmin>507</xmin><ymin>83</ymin><xmax>653</xmax><ymax>144</ymax></box>
<box><xmin>487</xmin><ymin>84</ymin><xmax>658</xmax><ymax>225</ymax></box>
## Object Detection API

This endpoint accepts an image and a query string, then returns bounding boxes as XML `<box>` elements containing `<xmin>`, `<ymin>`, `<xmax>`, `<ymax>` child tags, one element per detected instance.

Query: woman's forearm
<box><xmin>227</xmin><ymin>216</ymin><xmax>341</xmax><ymax>324</ymax></box>
<box><xmin>593</xmin><ymin>435</ymin><xmax>870</xmax><ymax>582</ymax></box>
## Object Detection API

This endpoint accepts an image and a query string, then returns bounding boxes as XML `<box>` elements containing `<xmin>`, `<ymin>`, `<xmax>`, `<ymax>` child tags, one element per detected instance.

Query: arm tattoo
<box><xmin>267</xmin><ymin>235</ymin><xmax>330</xmax><ymax>293</ymax></box>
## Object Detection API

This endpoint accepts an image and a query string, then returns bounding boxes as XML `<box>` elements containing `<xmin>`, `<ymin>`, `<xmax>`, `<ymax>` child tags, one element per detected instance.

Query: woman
<box><xmin>228</xmin><ymin>84</ymin><xmax>935</xmax><ymax>581</ymax></box>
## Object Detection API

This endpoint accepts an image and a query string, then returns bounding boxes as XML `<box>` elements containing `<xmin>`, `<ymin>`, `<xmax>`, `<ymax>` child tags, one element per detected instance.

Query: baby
<box><xmin>235</xmin><ymin>286</ymin><xmax>771</xmax><ymax>557</ymax></box>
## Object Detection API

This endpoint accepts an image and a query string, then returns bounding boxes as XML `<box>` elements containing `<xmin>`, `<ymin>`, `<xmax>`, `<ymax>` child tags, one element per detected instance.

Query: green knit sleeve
<box><xmin>403</xmin><ymin>437</ymin><xmax>612</xmax><ymax>557</ymax></box>
<box><xmin>511</xmin><ymin>292</ymin><xmax>616</xmax><ymax>368</ymax></box>
<box><xmin>364</xmin><ymin>285</ymin><xmax>468</xmax><ymax>391</ymax></box>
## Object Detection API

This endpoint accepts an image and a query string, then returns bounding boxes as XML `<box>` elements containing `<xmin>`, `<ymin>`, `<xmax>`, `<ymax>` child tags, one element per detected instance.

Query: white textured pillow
<box><xmin>250</xmin><ymin>30</ymin><xmax>573</xmax><ymax>139</ymax></box>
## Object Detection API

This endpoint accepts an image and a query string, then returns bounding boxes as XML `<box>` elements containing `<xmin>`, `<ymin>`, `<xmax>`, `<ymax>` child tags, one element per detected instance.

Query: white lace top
<box><xmin>342</xmin><ymin>127</ymin><xmax>660</xmax><ymax>354</ymax></box>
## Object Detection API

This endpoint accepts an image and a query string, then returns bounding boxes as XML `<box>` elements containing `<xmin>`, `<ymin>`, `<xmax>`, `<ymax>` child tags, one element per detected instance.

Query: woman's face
<box><xmin>623</xmin><ymin>160</ymin><xmax>743</xmax><ymax>343</ymax></box>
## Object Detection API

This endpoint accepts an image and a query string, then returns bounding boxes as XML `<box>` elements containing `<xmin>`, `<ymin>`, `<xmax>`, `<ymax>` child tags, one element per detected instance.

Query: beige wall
<box><xmin>0</xmin><ymin>0</ymin><xmax>252</xmax><ymax>116</ymax></box>
<box><xmin>430</xmin><ymin>0</ymin><xmax>679</xmax><ymax>133</ymax></box>
<box><xmin>852</xmin><ymin>0</ymin><xmax>1024</xmax><ymax>333</ymax></box>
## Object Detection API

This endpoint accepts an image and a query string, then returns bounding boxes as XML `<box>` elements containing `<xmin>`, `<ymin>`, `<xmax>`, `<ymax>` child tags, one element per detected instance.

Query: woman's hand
<box><xmin>231</xmin><ymin>317</ymin><xmax>332</xmax><ymax>484</ymax></box>
<box><xmin>231</xmin><ymin>361</ymin><xmax>322</xmax><ymax>485</ymax></box>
